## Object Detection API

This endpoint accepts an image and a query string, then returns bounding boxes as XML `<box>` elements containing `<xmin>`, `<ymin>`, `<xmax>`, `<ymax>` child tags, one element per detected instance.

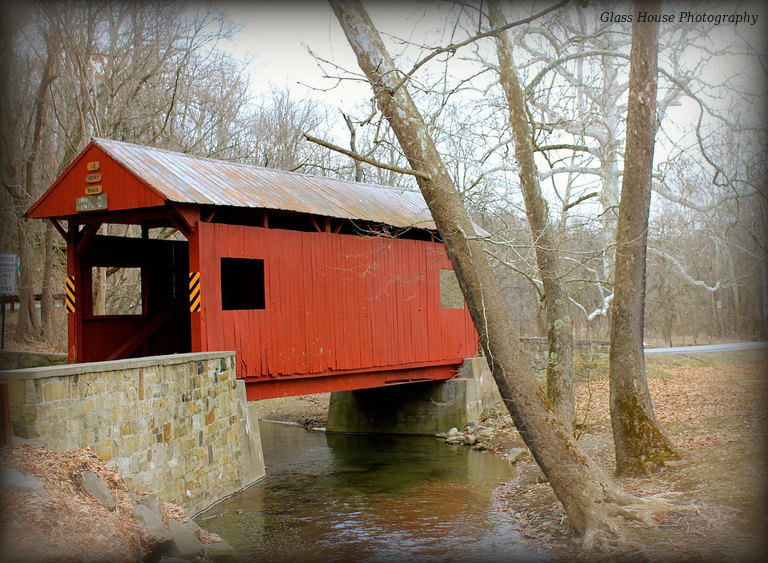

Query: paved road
<box><xmin>644</xmin><ymin>341</ymin><xmax>768</xmax><ymax>355</ymax></box>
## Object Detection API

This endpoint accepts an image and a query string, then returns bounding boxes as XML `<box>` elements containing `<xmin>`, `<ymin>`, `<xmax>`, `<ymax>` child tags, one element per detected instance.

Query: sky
<box><xmin>215</xmin><ymin>1</ymin><xmax>766</xmax><ymax>127</ymax></box>
<box><xmin>212</xmin><ymin>0</ymin><xmax>518</xmax><ymax>112</ymax></box>
<box><xmin>219</xmin><ymin>3</ymin><xmax>342</xmax><ymax>97</ymax></box>
<box><xmin>218</xmin><ymin>1</ymin><xmax>422</xmax><ymax>106</ymax></box>
<box><xmin>212</xmin><ymin>0</ymin><xmax>767</xmax><ymax>204</ymax></box>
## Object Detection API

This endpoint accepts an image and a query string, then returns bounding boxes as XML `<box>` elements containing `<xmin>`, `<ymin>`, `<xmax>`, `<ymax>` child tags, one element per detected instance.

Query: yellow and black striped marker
<box><xmin>65</xmin><ymin>276</ymin><xmax>75</xmax><ymax>313</ymax></box>
<box><xmin>189</xmin><ymin>272</ymin><xmax>201</xmax><ymax>312</ymax></box>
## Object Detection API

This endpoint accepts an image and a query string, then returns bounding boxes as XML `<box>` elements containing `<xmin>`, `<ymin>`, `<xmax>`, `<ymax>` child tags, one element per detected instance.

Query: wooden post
<box><xmin>1</xmin><ymin>294</ymin><xmax>5</xmax><ymax>349</ymax></box>
<box><xmin>0</xmin><ymin>382</ymin><xmax>12</xmax><ymax>446</ymax></box>
<box><xmin>188</xmin><ymin>224</ymin><xmax>204</xmax><ymax>353</ymax></box>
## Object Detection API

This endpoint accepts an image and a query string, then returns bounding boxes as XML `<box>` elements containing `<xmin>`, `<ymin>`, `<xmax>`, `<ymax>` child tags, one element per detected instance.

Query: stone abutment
<box><xmin>1</xmin><ymin>351</ymin><xmax>265</xmax><ymax>516</ymax></box>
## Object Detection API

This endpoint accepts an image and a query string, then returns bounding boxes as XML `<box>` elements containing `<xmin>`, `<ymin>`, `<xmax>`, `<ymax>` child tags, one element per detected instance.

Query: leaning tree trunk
<box><xmin>488</xmin><ymin>0</ymin><xmax>575</xmax><ymax>433</ymax></box>
<box><xmin>330</xmin><ymin>0</ymin><xmax>649</xmax><ymax>545</ymax></box>
<box><xmin>609</xmin><ymin>0</ymin><xmax>680</xmax><ymax>476</ymax></box>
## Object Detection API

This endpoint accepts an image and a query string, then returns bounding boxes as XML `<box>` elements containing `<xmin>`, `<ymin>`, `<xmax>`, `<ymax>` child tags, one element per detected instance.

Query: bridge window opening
<box><xmin>221</xmin><ymin>257</ymin><xmax>266</xmax><ymax>310</ymax></box>
<box><xmin>92</xmin><ymin>266</ymin><xmax>143</xmax><ymax>315</ymax></box>
<box><xmin>440</xmin><ymin>268</ymin><xmax>464</xmax><ymax>309</ymax></box>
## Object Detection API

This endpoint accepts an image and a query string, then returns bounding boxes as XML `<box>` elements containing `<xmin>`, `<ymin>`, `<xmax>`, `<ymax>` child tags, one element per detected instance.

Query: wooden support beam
<box><xmin>105</xmin><ymin>300</ymin><xmax>182</xmax><ymax>361</ymax></box>
<box><xmin>169</xmin><ymin>202</ymin><xmax>200</xmax><ymax>236</ymax></box>
<box><xmin>167</xmin><ymin>215</ymin><xmax>192</xmax><ymax>238</ymax></box>
<box><xmin>244</xmin><ymin>364</ymin><xmax>458</xmax><ymax>401</ymax></box>
<box><xmin>49</xmin><ymin>218</ymin><xmax>70</xmax><ymax>243</ymax></box>
<box><xmin>203</xmin><ymin>208</ymin><xmax>218</xmax><ymax>223</ymax></box>
<box><xmin>75</xmin><ymin>223</ymin><xmax>101</xmax><ymax>256</ymax></box>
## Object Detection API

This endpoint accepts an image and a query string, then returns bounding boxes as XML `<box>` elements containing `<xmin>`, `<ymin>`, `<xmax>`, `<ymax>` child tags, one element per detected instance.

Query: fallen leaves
<box><xmin>490</xmin><ymin>354</ymin><xmax>768</xmax><ymax>561</ymax></box>
<box><xmin>0</xmin><ymin>443</ymin><xmax>199</xmax><ymax>561</ymax></box>
<box><xmin>0</xmin><ymin>445</ymin><xmax>140</xmax><ymax>561</ymax></box>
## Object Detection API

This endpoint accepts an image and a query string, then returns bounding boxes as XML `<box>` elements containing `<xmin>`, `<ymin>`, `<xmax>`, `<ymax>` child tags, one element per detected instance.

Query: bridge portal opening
<box><xmin>76</xmin><ymin>231</ymin><xmax>192</xmax><ymax>363</ymax></box>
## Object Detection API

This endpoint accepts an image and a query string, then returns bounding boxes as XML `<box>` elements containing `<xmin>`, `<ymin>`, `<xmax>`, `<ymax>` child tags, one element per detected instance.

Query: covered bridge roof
<box><xmin>28</xmin><ymin>137</ymin><xmax>441</xmax><ymax>231</ymax></box>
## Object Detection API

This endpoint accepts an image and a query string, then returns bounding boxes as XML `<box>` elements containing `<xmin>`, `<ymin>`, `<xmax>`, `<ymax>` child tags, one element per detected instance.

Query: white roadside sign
<box><xmin>0</xmin><ymin>253</ymin><xmax>18</xmax><ymax>295</ymax></box>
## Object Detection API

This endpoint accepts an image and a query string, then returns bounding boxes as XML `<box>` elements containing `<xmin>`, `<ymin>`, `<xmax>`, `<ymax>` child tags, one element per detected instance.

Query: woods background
<box><xmin>0</xmin><ymin>0</ymin><xmax>765</xmax><ymax>351</ymax></box>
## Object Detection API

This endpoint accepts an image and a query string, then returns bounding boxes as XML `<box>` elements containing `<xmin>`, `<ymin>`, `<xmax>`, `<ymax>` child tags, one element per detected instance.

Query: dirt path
<box><xmin>250</xmin><ymin>393</ymin><xmax>331</xmax><ymax>429</ymax></box>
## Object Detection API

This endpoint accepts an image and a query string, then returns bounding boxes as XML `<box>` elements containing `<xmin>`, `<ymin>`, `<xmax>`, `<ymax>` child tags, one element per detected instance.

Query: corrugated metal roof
<box><xmin>93</xmin><ymin>137</ymin><xmax>438</xmax><ymax>231</ymax></box>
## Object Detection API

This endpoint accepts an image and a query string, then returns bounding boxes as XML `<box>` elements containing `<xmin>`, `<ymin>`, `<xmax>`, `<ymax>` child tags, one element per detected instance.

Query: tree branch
<box><xmin>647</xmin><ymin>247</ymin><xmax>721</xmax><ymax>291</ymax></box>
<box><xmin>651</xmin><ymin>181</ymin><xmax>741</xmax><ymax>213</ymax></box>
<box><xmin>485</xmin><ymin>248</ymin><xmax>545</xmax><ymax>300</ymax></box>
<box><xmin>390</xmin><ymin>0</ymin><xmax>572</xmax><ymax>100</ymax></box>
<box><xmin>564</xmin><ymin>191</ymin><xmax>599</xmax><ymax>212</ymax></box>
<box><xmin>535</xmin><ymin>143</ymin><xmax>590</xmax><ymax>153</ymax></box>
<box><xmin>303</xmin><ymin>133</ymin><xmax>432</xmax><ymax>180</ymax></box>
<box><xmin>570</xmin><ymin>293</ymin><xmax>613</xmax><ymax>322</ymax></box>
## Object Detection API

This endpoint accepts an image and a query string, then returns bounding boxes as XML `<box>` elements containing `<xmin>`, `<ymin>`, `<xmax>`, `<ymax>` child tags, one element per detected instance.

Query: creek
<box><xmin>195</xmin><ymin>421</ymin><xmax>549</xmax><ymax>562</ymax></box>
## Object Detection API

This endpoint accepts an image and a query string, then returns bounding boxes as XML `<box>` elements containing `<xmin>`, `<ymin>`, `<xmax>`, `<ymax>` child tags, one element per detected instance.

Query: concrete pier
<box><xmin>326</xmin><ymin>357</ymin><xmax>500</xmax><ymax>435</ymax></box>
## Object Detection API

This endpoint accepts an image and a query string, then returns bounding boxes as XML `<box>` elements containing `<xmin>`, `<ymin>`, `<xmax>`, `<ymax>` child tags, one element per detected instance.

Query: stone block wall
<box><xmin>519</xmin><ymin>337</ymin><xmax>610</xmax><ymax>377</ymax></box>
<box><xmin>0</xmin><ymin>352</ymin><xmax>265</xmax><ymax>516</ymax></box>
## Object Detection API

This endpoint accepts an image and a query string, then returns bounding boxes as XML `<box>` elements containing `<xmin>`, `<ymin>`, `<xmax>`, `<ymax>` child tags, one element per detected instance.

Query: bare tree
<box><xmin>487</xmin><ymin>0</ymin><xmax>574</xmax><ymax>432</ymax></box>
<box><xmin>329</xmin><ymin>0</ymin><xmax>662</xmax><ymax>546</ymax></box>
<box><xmin>0</xmin><ymin>1</ymin><xmax>262</xmax><ymax>342</ymax></box>
<box><xmin>247</xmin><ymin>88</ymin><xmax>329</xmax><ymax>172</ymax></box>
<box><xmin>343</xmin><ymin>112</ymin><xmax>363</xmax><ymax>182</ymax></box>
<box><xmin>609</xmin><ymin>0</ymin><xmax>679</xmax><ymax>476</ymax></box>
<box><xmin>0</xmin><ymin>3</ymin><xmax>59</xmax><ymax>341</ymax></box>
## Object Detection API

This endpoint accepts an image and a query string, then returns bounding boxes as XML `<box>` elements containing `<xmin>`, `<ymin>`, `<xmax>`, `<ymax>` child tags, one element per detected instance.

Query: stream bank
<box><xmin>249</xmin><ymin>349</ymin><xmax>768</xmax><ymax>562</ymax></box>
<box><xmin>1</xmin><ymin>349</ymin><xmax>764</xmax><ymax>561</ymax></box>
<box><xmin>195</xmin><ymin>420</ymin><xmax>548</xmax><ymax>562</ymax></box>
<box><xmin>0</xmin><ymin>442</ymin><xmax>235</xmax><ymax>562</ymax></box>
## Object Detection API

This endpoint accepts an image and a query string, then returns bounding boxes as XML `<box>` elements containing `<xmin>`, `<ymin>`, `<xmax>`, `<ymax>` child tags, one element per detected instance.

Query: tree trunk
<box><xmin>609</xmin><ymin>0</ymin><xmax>679</xmax><ymax>476</ymax></box>
<box><xmin>343</xmin><ymin>113</ymin><xmax>363</xmax><ymax>182</ymax></box>
<box><xmin>40</xmin><ymin>220</ymin><xmax>57</xmax><ymax>340</ymax></box>
<box><xmin>11</xmin><ymin>16</ymin><xmax>57</xmax><ymax>342</ymax></box>
<box><xmin>93</xmin><ymin>266</ymin><xmax>106</xmax><ymax>316</ymax></box>
<box><xmin>488</xmin><ymin>0</ymin><xmax>574</xmax><ymax>433</ymax></box>
<box><xmin>13</xmin><ymin>221</ymin><xmax>41</xmax><ymax>340</ymax></box>
<box><xmin>330</xmin><ymin>0</ymin><xmax>646</xmax><ymax>545</ymax></box>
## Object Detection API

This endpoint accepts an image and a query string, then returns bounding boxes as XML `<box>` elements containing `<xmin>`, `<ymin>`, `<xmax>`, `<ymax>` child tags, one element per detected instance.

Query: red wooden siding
<box><xmin>27</xmin><ymin>145</ymin><xmax>166</xmax><ymax>219</ymax></box>
<box><xmin>27</xmin><ymin>138</ymin><xmax>482</xmax><ymax>400</ymax></box>
<box><xmin>193</xmin><ymin>222</ymin><xmax>478</xmax><ymax>386</ymax></box>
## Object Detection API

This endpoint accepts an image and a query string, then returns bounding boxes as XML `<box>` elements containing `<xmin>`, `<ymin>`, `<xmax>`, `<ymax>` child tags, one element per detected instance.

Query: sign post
<box><xmin>0</xmin><ymin>253</ymin><xmax>19</xmax><ymax>349</ymax></box>
<box><xmin>716</xmin><ymin>300</ymin><xmax>725</xmax><ymax>342</ymax></box>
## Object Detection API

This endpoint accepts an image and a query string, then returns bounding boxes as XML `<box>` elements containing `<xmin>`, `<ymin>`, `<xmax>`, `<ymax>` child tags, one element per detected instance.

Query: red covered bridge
<box><xmin>27</xmin><ymin>138</ymin><xmax>479</xmax><ymax>400</ymax></box>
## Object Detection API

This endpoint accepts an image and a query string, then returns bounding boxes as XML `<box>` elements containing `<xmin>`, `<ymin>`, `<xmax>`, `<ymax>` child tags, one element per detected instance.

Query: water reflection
<box><xmin>196</xmin><ymin>422</ymin><xmax>548</xmax><ymax>562</ymax></box>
